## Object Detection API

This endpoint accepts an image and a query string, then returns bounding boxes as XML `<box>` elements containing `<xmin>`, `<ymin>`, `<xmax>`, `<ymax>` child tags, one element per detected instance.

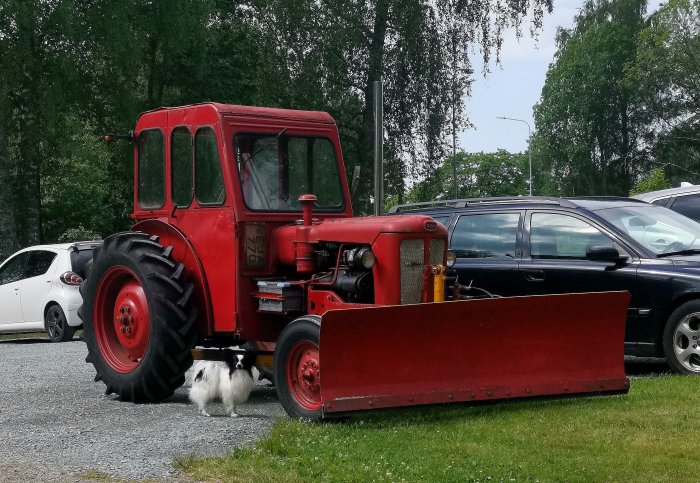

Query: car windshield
<box><xmin>594</xmin><ymin>204</ymin><xmax>700</xmax><ymax>256</ymax></box>
<box><xmin>234</xmin><ymin>133</ymin><xmax>344</xmax><ymax>211</ymax></box>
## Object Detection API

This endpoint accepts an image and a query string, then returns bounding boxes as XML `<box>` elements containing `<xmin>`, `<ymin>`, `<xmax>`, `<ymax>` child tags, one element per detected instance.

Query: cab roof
<box><xmin>139</xmin><ymin>102</ymin><xmax>335</xmax><ymax>125</ymax></box>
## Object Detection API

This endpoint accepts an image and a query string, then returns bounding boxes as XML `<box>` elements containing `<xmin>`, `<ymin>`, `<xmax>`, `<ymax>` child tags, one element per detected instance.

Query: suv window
<box><xmin>530</xmin><ymin>213</ymin><xmax>613</xmax><ymax>259</ymax></box>
<box><xmin>430</xmin><ymin>215</ymin><xmax>450</xmax><ymax>227</ymax></box>
<box><xmin>451</xmin><ymin>213</ymin><xmax>519</xmax><ymax>258</ymax></box>
<box><xmin>25</xmin><ymin>251</ymin><xmax>57</xmax><ymax>278</ymax></box>
<box><xmin>670</xmin><ymin>194</ymin><xmax>700</xmax><ymax>222</ymax></box>
<box><xmin>0</xmin><ymin>252</ymin><xmax>29</xmax><ymax>285</ymax></box>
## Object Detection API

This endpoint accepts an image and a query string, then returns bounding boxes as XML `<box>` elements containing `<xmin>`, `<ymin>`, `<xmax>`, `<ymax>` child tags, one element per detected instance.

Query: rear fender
<box><xmin>132</xmin><ymin>219</ymin><xmax>213</xmax><ymax>336</ymax></box>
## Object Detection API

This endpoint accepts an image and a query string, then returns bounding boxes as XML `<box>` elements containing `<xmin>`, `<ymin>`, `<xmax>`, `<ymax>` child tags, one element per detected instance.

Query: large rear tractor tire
<box><xmin>274</xmin><ymin>316</ymin><xmax>323</xmax><ymax>420</ymax></box>
<box><xmin>79</xmin><ymin>232</ymin><xmax>199</xmax><ymax>402</ymax></box>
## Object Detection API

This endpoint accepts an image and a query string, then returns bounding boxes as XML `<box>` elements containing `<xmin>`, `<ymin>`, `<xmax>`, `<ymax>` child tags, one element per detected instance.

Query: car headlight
<box><xmin>446</xmin><ymin>250</ymin><xmax>456</xmax><ymax>268</ymax></box>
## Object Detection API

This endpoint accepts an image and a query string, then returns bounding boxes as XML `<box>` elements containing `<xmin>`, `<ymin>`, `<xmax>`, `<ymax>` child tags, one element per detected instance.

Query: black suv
<box><xmin>389</xmin><ymin>196</ymin><xmax>700</xmax><ymax>374</ymax></box>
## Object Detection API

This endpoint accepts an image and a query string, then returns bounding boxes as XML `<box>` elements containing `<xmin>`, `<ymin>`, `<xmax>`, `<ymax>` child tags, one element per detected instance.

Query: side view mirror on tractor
<box><xmin>80</xmin><ymin>103</ymin><xmax>631</xmax><ymax>420</ymax></box>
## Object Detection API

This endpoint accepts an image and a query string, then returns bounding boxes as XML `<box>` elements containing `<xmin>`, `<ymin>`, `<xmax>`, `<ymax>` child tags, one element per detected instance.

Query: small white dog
<box><xmin>189</xmin><ymin>353</ymin><xmax>255</xmax><ymax>417</ymax></box>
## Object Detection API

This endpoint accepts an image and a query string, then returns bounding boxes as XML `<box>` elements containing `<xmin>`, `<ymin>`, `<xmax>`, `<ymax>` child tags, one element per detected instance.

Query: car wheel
<box><xmin>663</xmin><ymin>300</ymin><xmax>700</xmax><ymax>374</ymax></box>
<box><xmin>45</xmin><ymin>304</ymin><xmax>75</xmax><ymax>343</ymax></box>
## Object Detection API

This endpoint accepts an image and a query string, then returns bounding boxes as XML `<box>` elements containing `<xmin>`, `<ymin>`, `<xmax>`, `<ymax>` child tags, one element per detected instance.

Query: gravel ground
<box><xmin>0</xmin><ymin>338</ymin><xmax>286</xmax><ymax>482</ymax></box>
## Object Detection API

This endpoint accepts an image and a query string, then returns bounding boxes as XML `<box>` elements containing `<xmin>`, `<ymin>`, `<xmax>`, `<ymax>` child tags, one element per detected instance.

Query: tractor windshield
<box><xmin>234</xmin><ymin>133</ymin><xmax>344</xmax><ymax>211</ymax></box>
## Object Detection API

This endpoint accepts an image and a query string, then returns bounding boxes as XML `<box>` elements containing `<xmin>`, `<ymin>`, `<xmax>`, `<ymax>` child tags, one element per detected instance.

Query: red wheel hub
<box><xmin>93</xmin><ymin>266</ymin><xmax>150</xmax><ymax>373</ymax></box>
<box><xmin>286</xmin><ymin>340</ymin><xmax>322</xmax><ymax>411</ymax></box>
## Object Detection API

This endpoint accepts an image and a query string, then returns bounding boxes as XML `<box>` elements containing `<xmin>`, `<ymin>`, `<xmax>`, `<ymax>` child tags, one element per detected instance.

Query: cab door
<box><xmin>0</xmin><ymin>252</ymin><xmax>30</xmax><ymax>325</ymax></box>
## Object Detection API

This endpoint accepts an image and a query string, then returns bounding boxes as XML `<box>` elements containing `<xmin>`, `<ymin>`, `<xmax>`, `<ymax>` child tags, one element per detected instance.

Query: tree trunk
<box><xmin>0</xmin><ymin>128</ymin><xmax>18</xmax><ymax>259</ymax></box>
<box><xmin>357</xmin><ymin>0</ymin><xmax>390</xmax><ymax>215</ymax></box>
<box><xmin>11</xmin><ymin>4</ymin><xmax>42</xmax><ymax>247</ymax></box>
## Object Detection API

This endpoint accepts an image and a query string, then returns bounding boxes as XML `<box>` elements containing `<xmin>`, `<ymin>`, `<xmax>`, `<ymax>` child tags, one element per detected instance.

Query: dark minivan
<box><xmin>390</xmin><ymin>196</ymin><xmax>700</xmax><ymax>374</ymax></box>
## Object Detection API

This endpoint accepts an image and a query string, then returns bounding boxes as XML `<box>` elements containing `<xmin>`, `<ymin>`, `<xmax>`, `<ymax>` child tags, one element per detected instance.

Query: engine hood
<box><xmin>309</xmin><ymin>215</ymin><xmax>446</xmax><ymax>243</ymax></box>
<box><xmin>275</xmin><ymin>214</ymin><xmax>447</xmax><ymax>247</ymax></box>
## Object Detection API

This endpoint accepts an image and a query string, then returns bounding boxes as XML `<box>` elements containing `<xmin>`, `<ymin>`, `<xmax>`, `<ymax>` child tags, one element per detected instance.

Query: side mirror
<box><xmin>350</xmin><ymin>165</ymin><xmax>361</xmax><ymax>197</ymax></box>
<box><xmin>586</xmin><ymin>246</ymin><xmax>628</xmax><ymax>264</ymax></box>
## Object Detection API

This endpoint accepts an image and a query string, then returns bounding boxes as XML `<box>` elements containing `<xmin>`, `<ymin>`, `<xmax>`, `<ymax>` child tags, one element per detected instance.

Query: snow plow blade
<box><xmin>319</xmin><ymin>291</ymin><xmax>630</xmax><ymax>415</ymax></box>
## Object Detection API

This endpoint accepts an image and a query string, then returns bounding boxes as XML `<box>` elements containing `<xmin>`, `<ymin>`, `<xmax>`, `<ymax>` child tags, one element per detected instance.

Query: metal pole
<box><xmin>374</xmin><ymin>80</ymin><xmax>384</xmax><ymax>216</ymax></box>
<box><xmin>496</xmin><ymin>116</ymin><xmax>532</xmax><ymax>196</ymax></box>
<box><xmin>452</xmin><ymin>105</ymin><xmax>457</xmax><ymax>200</ymax></box>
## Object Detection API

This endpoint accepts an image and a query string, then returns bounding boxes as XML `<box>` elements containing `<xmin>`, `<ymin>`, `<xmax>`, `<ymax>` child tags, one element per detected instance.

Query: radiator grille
<box><xmin>400</xmin><ymin>239</ymin><xmax>425</xmax><ymax>304</ymax></box>
<box><xmin>429</xmin><ymin>239</ymin><xmax>446</xmax><ymax>266</ymax></box>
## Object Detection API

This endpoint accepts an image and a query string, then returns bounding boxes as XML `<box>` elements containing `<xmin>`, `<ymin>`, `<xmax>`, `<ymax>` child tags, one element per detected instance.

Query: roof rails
<box><xmin>387</xmin><ymin>196</ymin><xmax>578</xmax><ymax>213</ymax></box>
<box><xmin>566</xmin><ymin>196</ymin><xmax>647</xmax><ymax>203</ymax></box>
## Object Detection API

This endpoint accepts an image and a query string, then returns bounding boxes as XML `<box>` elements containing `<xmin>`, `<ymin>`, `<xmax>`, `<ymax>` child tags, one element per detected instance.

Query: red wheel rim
<box><xmin>286</xmin><ymin>340</ymin><xmax>322</xmax><ymax>411</ymax></box>
<box><xmin>93</xmin><ymin>266</ymin><xmax>150</xmax><ymax>373</ymax></box>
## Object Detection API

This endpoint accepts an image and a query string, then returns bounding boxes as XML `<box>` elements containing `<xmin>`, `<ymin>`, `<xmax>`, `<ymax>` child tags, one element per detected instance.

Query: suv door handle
<box><xmin>523</xmin><ymin>270</ymin><xmax>545</xmax><ymax>282</ymax></box>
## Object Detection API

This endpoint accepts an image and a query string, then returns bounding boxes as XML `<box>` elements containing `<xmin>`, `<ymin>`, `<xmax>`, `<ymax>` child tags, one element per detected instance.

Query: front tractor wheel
<box><xmin>79</xmin><ymin>232</ymin><xmax>198</xmax><ymax>402</ymax></box>
<box><xmin>274</xmin><ymin>316</ymin><xmax>323</xmax><ymax>420</ymax></box>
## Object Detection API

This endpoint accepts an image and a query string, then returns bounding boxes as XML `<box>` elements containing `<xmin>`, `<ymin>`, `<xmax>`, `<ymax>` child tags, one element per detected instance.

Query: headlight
<box><xmin>357</xmin><ymin>247</ymin><xmax>376</xmax><ymax>270</ymax></box>
<box><xmin>344</xmin><ymin>246</ymin><xmax>376</xmax><ymax>270</ymax></box>
<box><xmin>446</xmin><ymin>250</ymin><xmax>456</xmax><ymax>268</ymax></box>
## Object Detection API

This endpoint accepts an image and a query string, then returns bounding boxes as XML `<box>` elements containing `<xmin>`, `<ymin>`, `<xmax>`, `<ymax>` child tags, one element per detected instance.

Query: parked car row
<box><xmin>4</xmin><ymin>191</ymin><xmax>700</xmax><ymax>374</ymax></box>
<box><xmin>390</xmin><ymin>196</ymin><xmax>700</xmax><ymax>375</ymax></box>
<box><xmin>0</xmin><ymin>242</ymin><xmax>99</xmax><ymax>342</ymax></box>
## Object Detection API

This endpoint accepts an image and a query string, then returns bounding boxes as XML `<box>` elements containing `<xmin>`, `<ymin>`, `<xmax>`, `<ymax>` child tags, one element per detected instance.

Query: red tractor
<box><xmin>81</xmin><ymin>103</ymin><xmax>631</xmax><ymax>420</ymax></box>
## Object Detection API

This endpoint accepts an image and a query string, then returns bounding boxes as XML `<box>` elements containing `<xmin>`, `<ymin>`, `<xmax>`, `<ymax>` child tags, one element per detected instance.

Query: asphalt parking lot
<box><xmin>0</xmin><ymin>338</ymin><xmax>285</xmax><ymax>482</ymax></box>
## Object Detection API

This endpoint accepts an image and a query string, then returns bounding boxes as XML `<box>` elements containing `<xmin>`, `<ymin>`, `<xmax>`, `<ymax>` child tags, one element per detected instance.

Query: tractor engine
<box><xmin>271</xmin><ymin>195</ymin><xmax>447</xmax><ymax>309</ymax></box>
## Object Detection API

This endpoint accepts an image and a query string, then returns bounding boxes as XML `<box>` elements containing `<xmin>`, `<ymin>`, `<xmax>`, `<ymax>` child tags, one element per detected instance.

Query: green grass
<box><xmin>0</xmin><ymin>330</ymin><xmax>82</xmax><ymax>341</ymax></box>
<box><xmin>176</xmin><ymin>375</ymin><xmax>699</xmax><ymax>482</ymax></box>
<box><xmin>0</xmin><ymin>331</ymin><xmax>47</xmax><ymax>341</ymax></box>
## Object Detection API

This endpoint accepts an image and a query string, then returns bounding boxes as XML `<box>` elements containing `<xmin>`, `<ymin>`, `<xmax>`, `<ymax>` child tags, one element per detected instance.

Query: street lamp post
<box><xmin>497</xmin><ymin>116</ymin><xmax>532</xmax><ymax>196</ymax></box>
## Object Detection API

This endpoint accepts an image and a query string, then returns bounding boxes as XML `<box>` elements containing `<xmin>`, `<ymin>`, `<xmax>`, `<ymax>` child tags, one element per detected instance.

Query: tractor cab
<box><xmin>130</xmin><ymin>103</ymin><xmax>355</xmax><ymax>341</ymax></box>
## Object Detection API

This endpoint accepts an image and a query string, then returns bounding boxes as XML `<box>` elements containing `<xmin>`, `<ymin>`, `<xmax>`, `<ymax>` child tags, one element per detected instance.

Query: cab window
<box><xmin>138</xmin><ymin>129</ymin><xmax>165</xmax><ymax>209</ymax></box>
<box><xmin>530</xmin><ymin>213</ymin><xmax>613</xmax><ymax>259</ymax></box>
<box><xmin>195</xmin><ymin>128</ymin><xmax>225</xmax><ymax>205</ymax></box>
<box><xmin>451</xmin><ymin>213</ymin><xmax>520</xmax><ymax>258</ymax></box>
<box><xmin>234</xmin><ymin>134</ymin><xmax>343</xmax><ymax>211</ymax></box>
<box><xmin>171</xmin><ymin>127</ymin><xmax>193</xmax><ymax>207</ymax></box>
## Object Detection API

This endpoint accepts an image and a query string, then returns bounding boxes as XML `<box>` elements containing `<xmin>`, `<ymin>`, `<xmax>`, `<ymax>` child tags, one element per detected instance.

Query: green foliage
<box><xmin>626</xmin><ymin>0</ymin><xmax>700</xmax><ymax>185</ymax></box>
<box><xmin>178</xmin><ymin>375</ymin><xmax>700</xmax><ymax>483</ymax></box>
<box><xmin>629</xmin><ymin>168</ymin><xmax>672</xmax><ymax>195</ymax></box>
<box><xmin>533</xmin><ymin>0</ymin><xmax>700</xmax><ymax>197</ymax></box>
<box><xmin>405</xmin><ymin>150</ymin><xmax>528</xmax><ymax>203</ymax></box>
<box><xmin>532</xmin><ymin>0</ymin><xmax>648</xmax><ymax>197</ymax></box>
<box><xmin>0</xmin><ymin>0</ymin><xmax>554</xmax><ymax>247</ymax></box>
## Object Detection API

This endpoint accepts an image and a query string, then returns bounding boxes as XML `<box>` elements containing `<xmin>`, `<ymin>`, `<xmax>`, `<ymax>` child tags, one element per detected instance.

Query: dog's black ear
<box><xmin>194</xmin><ymin>369</ymin><xmax>204</xmax><ymax>382</ymax></box>
<box><xmin>242</xmin><ymin>351</ymin><xmax>256</xmax><ymax>368</ymax></box>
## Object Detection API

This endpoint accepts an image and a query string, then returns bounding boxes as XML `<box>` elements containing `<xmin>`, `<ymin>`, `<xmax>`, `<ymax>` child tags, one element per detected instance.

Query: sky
<box><xmin>459</xmin><ymin>0</ymin><xmax>664</xmax><ymax>154</ymax></box>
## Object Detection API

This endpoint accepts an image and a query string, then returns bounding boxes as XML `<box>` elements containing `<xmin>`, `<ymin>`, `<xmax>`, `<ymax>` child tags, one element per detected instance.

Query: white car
<box><xmin>0</xmin><ymin>242</ymin><xmax>99</xmax><ymax>342</ymax></box>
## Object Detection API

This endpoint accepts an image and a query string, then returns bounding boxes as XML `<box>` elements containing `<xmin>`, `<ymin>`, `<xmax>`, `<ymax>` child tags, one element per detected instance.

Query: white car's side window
<box><xmin>25</xmin><ymin>251</ymin><xmax>57</xmax><ymax>279</ymax></box>
<box><xmin>0</xmin><ymin>253</ymin><xmax>29</xmax><ymax>285</ymax></box>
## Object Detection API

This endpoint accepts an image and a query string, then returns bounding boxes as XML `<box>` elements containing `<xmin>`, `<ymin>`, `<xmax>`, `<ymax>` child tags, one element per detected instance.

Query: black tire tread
<box><xmin>79</xmin><ymin>230</ymin><xmax>198</xmax><ymax>403</ymax></box>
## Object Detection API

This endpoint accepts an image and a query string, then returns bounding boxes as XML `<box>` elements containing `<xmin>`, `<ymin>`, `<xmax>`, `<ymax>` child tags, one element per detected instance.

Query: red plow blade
<box><xmin>319</xmin><ymin>291</ymin><xmax>630</xmax><ymax>415</ymax></box>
